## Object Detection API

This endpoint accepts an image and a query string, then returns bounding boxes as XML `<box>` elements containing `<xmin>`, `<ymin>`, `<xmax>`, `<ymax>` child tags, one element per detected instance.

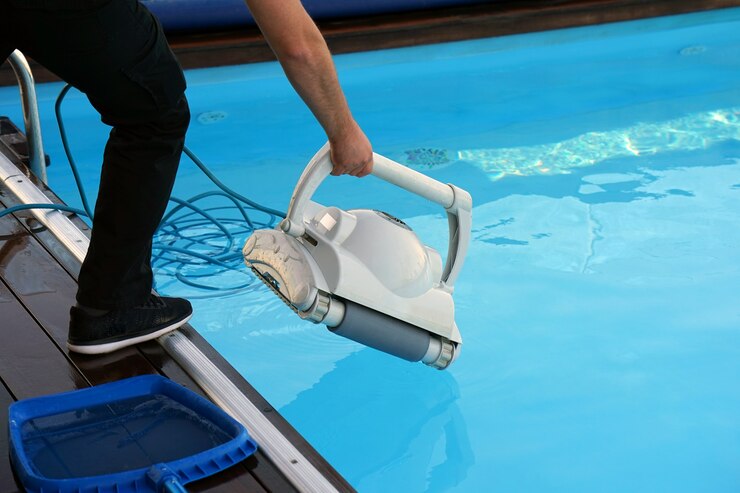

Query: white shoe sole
<box><xmin>67</xmin><ymin>313</ymin><xmax>192</xmax><ymax>355</ymax></box>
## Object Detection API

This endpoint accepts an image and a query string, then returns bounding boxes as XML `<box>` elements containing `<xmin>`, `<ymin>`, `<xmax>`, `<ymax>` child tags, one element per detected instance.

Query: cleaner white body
<box><xmin>243</xmin><ymin>143</ymin><xmax>472</xmax><ymax>369</ymax></box>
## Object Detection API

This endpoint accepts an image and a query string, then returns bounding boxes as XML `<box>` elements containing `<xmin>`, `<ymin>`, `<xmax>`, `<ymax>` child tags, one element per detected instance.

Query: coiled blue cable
<box><xmin>1</xmin><ymin>84</ymin><xmax>285</xmax><ymax>296</ymax></box>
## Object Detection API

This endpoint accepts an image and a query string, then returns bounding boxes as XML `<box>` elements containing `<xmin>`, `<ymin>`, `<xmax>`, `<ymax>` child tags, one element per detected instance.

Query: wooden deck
<box><xmin>0</xmin><ymin>130</ymin><xmax>354</xmax><ymax>491</ymax></box>
<box><xmin>166</xmin><ymin>0</ymin><xmax>740</xmax><ymax>72</ymax></box>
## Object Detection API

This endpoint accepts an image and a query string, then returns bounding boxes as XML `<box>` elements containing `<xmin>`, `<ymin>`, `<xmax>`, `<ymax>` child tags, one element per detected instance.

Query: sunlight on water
<box><xmin>458</xmin><ymin>107</ymin><xmax>740</xmax><ymax>179</ymax></box>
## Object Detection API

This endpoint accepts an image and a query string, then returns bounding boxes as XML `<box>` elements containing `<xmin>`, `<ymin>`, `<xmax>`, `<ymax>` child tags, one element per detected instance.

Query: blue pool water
<box><xmin>2</xmin><ymin>7</ymin><xmax>740</xmax><ymax>492</ymax></box>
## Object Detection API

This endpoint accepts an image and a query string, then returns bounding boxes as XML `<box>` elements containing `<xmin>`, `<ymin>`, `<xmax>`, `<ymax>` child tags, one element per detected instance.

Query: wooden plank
<box><xmin>4</xmin><ymin>0</ymin><xmax>740</xmax><ymax>84</ymax></box>
<box><xmin>0</xmin><ymin>277</ymin><xmax>88</xmax><ymax>399</ymax></box>
<box><xmin>0</xmin><ymin>380</ymin><xmax>23</xmax><ymax>493</ymax></box>
<box><xmin>188</xmin><ymin>460</ymin><xmax>269</xmax><ymax>493</ymax></box>
<box><xmin>0</xmin><ymin>209</ymin><xmax>78</xmax><ymax>338</ymax></box>
<box><xmin>0</xmin><ymin>204</ymin><xmax>161</xmax><ymax>385</ymax></box>
<box><xmin>115</xmin><ymin>0</ymin><xmax>740</xmax><ymax>71</ymax></box>
<box><xmin>315</xmin><ymin>0</ymin><xmax>740</xmax><ymax>54</ymax></box>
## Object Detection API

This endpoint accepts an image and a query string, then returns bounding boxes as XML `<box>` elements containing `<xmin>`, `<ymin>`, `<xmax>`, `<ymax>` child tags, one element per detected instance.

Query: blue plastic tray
<box><xmin>8</xmin><ymin>375</ymin><xmax>257</xmax><ymax>493</ymax></box>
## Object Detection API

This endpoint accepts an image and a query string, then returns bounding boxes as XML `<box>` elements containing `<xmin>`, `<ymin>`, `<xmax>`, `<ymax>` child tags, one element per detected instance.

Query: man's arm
<box><xmin>245</xmin><ymin>0</ymin><xmax>373</xmax><ymax>177</ymax></box>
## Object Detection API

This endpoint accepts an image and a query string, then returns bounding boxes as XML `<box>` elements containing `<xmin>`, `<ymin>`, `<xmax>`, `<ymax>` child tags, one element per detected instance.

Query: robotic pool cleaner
<box><xmin>243</xmin><ymin>143</ymin><xmax>472</xmax><ymax>369</ymax></box>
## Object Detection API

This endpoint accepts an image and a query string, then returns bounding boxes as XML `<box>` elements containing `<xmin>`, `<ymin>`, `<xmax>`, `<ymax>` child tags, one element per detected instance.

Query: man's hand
<box><xmin>329</xmin><ymin>121</ymin><xmax>373</xmax><ymax>177</ymax></box>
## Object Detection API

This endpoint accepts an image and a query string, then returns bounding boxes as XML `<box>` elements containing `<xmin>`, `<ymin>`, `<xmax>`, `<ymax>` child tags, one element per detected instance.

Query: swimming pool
<box><xmin>2</xmin><ymin>6</ymin><xmax>740</xmax><ymax>492</ymax></box>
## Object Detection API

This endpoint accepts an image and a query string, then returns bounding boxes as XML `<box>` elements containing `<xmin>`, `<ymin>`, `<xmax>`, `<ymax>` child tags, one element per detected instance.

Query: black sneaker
<box><xmin>67</xmin><ymin>295</ymin><xmax>193</xmax><ymax>355</ymax></box>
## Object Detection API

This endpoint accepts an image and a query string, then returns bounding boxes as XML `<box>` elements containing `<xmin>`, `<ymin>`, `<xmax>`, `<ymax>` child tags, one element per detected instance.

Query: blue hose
<box><xmin>54</xmin><ymin>84</ymin><xmax>95</xmax><ymax>219</ymax></box>
<box><xmin>3</xmin><ymin>84</ymin><xmax>285</xmax><ymax>296</ymax></box>
<box><xmin>0</xmin><ymin>203</ymin><xmax>88</xmax><ymax>219</ymax></box>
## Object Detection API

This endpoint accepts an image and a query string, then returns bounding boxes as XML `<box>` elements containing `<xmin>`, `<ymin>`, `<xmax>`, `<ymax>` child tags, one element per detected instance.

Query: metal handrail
<box><xmin>7</xmin><ymin>50</ymin><xmax>47</xmax><ymax>183</ymax></box>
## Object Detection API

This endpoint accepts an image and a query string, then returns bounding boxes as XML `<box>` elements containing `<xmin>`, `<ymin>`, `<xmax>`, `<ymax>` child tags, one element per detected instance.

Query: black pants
<box><xmin>0</xmin><ymin>0</ymin><xmax>190</xmax><ymax>309</ymax></box>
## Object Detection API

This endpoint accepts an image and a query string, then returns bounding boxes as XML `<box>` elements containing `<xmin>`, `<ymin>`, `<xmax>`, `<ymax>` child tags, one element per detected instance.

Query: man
<box><xmin>0</xmin><ymin>0</ymin><xmax>373</xmax><ymax>354</ymax></box>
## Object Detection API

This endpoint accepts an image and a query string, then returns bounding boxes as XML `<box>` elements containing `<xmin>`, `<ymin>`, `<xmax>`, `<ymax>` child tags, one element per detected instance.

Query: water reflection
<box><xmin>280</xmin><ymin>349</ymin><xmax>474</xmax><ymax>492</ymax></box>
<box><xmin>454</xmin><ymin>107</ymin><xmax>740</xmax><ymax>179</ymax></box>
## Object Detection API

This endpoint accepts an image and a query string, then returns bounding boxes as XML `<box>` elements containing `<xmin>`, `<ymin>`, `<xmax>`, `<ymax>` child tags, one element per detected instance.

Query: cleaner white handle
<box><xmin>280</xmin><ymin>142</ymin><xmax>472</xmax><ymax>289</ymax></box>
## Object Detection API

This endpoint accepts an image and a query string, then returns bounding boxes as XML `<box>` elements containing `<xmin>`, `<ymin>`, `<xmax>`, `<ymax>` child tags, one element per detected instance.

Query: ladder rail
<box><xmin>7</xmin><ymin>50</ymin><xmax>47</xmax><ymax>183</ymax></box>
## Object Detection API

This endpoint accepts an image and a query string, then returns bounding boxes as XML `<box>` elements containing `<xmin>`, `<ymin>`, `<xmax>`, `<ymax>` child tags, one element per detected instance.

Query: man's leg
<box><xmin>8</xmin><ymin>0</ymin><xmax>192</xmax><ymax>353</ymax></box>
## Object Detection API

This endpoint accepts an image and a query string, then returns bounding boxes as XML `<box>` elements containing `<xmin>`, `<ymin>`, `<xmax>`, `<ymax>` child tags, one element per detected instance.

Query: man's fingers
<box><xmin>348</xmin><ymin>161</ymin><xmax>372</xmax><ymax>177</ymax></box>
<box><xmin>354</xmin><ymin>161</ymin><xmax>373</xmax><ymax>177</ymax></box>
<box><xmin>332</xmin><ymin>158</ymin><xmax>373</xmax><ymax>177</ymax></box>
<box><xmin>327</xmin><ymin>122</ymin><xmax>373</xmax><ymax>177</ymax></box>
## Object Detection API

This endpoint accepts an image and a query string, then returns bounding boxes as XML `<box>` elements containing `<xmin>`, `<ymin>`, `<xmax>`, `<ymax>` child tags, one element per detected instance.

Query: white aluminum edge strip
<box><xmin>0</xmin><ymin>153</ymin><xmax>88</xmax><ymax>260</ymax></box>
<box><xmin>0</xmin><ymin>151</ymin><xmax>338</xmax><ymax>493</ymax></box>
